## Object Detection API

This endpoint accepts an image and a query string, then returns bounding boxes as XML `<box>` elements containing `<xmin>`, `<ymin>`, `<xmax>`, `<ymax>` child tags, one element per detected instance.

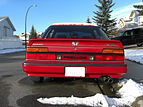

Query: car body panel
<box><xmin>23</xmin><ymin>23</ymin><xmax>127</xmax><ymax>79</ymax></box>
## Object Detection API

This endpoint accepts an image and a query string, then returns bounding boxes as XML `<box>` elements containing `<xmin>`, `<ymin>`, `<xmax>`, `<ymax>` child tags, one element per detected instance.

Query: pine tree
<box><xmin>29</xmin><ymin>25</ymin><xmax>37</xmax><ymax>40</ymax></box>
<box><xmin>92</xmin><ymin>0</ymin><xmax>117</xmax><ymax>37</ymax></box>
<box><xmin>133</xmin><ymin>1</ymin><xmax>143</xmax><ymax>15</ymax></box>
<box><xmin>86</xmin><ymin>17</ymin><xmax>92</xmax><ymax>23</ymax></box>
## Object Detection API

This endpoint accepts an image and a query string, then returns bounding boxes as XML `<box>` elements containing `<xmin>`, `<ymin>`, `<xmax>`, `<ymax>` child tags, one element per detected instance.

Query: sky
<box><xmin>0</xmin><ymin>0</ymin><xmax>142</xmax><ymax>35</ymax></box>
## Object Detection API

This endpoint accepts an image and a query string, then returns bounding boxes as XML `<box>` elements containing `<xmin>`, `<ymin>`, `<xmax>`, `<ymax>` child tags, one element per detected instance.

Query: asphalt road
<box><xmin>0</xmin><ymin>52</ymin><xmax>102</xmax><ymax>107</ymax></box>
<box><xmin>0</xmin><ymin>51</ymin><xmax>143</xmax><ymax>107</ymax></box>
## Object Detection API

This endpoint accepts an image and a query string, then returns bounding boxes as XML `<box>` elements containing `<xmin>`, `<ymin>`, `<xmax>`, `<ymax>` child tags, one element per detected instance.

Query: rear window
<box><xmin>42</xmin><ymin>26</ymin><xmax>109</xmax><ymax>40</ymax></box>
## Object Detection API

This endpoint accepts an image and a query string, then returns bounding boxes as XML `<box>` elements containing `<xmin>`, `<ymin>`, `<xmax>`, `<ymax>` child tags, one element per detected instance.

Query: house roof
<box><xmin>0</xmin><ymin>17</ymin><xmax>16</xmax><ymax>31</ymax></box>
<box><xmin>0</xmin><ymin>17</ymin><xmax>7</xmax><ymax>20</ymax></box>
<box><xmin>130</xmin><ymin>10</ymin><xmax>140</xmax><ymax>19</ymax></box>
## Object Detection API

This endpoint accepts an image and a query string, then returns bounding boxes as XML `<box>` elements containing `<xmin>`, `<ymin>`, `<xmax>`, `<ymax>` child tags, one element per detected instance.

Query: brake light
<box><xmin>26</xmin><ymin>54</ymin><xmax>55</xmax><ymax>60</ymax></box>
<box><xmin>26</xmin><ymin>47</ymin><xmax>48</xmax><ymax>52</ymax></box>
<box><xmin>95</xmin><ymin>55</ymin><xmax>124</xmax><ymax>61</ymax></box>
<box><xmin>105</xmin><ymin>56</ymin><xmax>113</xmax><ymax>61</ymax></box>
<box><xmin>102</xmin><ymin>49</ymin><xmax>124</xmax><ymax>54</ymax></box>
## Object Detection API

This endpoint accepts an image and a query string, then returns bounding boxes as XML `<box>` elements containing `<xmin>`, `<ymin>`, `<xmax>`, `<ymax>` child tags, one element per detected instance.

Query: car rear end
<box><xmin>22</xmin><ymin>23</ymin><xmax>127</xmax><ymax>79</ymax></box>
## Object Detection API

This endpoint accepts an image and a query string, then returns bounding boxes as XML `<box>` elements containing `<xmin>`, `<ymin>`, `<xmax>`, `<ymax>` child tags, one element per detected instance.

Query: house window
<box><xmin>4</xmin><ymin>26</ymin><xmax>10</xmax><ymax>38</ymax></box>
<box><xmin>4</xmin><ymin>26</ymin><xmax>7</xmax><ymax>37</ymax></box>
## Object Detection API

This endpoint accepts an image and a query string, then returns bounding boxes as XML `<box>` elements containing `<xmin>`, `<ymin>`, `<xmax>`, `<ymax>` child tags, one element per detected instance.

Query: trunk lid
<box><xmin>28</xmin><ymin>39</ymin><xmax>123</xmax><ymax>53</ymax></box>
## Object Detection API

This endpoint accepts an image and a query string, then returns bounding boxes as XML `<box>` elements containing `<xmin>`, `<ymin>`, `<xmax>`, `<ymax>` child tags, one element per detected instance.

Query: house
<box><xmin>0</xmin><ymin>17</ymin><xmax>16</xmax><ymax>39</ymax></box>
<box><xmin>0</xmin><ymin>17</ymin><xmax>23</xmax><ymax>49</ymax></box>
<box><xmin>119</xmin><ymin>10</ymin><xmax>143</xmax><ymax>30</ymax></box>
<box><xmin>19</xmin><ymin>32</ymin><xmax>43</xmax><ymax>44</ymax></box>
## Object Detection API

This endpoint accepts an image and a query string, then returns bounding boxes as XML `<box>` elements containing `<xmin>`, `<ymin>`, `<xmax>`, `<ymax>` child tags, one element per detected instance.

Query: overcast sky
<box><xmin>0</xmin><ymin>0</ymin><xmax>142</xmax><ymax>35</ymax></box>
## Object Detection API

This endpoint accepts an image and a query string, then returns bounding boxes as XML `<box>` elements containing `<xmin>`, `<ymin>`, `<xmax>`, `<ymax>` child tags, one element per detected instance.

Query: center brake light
<box><xmin>26</xmin><ymin>47</ymin><xmax>48</xmax><ymax>52</ymax></box>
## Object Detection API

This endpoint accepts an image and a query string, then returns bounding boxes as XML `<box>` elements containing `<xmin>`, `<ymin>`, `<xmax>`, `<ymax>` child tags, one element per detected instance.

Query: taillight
<box><xmin>26</xmin><ymin>47</ymin><xmax>55</xmax><ymax>60</ymax></box>
<box><xmin>26</xmin><ymin>47</ymin><xmax>48</xmax><ymax>52</ymax></box>
<box><xmin>102</xmin><ymin>48</ymin><xmax>124</xmax><ymax>54</ymax></box>
<box><xmin>26</xmin><ymin>54</ymin><xmax>55</xmax><ymax>60</ymax></box>
<box><xmin>95</xmin><ymin>48</ymin><xmax>125</xmax><ymax>61</ymax></box>
<box><xmin>95</xmin><ymin>55</ymin><xmax>124</xmax><ymax>61</ymax></box>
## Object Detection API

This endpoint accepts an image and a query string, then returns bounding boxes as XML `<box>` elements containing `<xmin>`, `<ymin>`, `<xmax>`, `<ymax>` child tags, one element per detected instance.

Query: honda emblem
<box><xmin>72</xmin><ymin>42</ymin><xmax>78</xmax><ymax>46</ymax></box>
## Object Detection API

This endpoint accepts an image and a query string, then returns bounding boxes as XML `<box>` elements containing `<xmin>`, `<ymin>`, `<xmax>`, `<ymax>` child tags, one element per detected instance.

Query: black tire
<box><xmin>30</xmin><ymin>77</ymin><xmax>44</xmax><ymax>82</ymax></box>
<box><xmin>137</xmin><ymin>43</ymin><xmax>143</xmax><ymax>47</ymax></box>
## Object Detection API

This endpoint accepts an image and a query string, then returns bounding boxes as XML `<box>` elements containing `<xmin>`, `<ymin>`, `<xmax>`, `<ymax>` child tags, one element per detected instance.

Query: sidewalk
<box><xmin>0</xmin><ymin>48</ymin><xmax>25</xmax><ymax>54</ymax></box>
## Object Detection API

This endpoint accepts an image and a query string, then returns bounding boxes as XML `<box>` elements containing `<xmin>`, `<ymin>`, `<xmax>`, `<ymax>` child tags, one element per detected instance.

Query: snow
<box><xmin>125</xmin><ymin>49</ymin><xmax>143</xmax><ymax>64</ymax></box>
<box><xmin>107</xmin><ymin>79</ymin><xmax>143</xmax><ymax>106</ymax></box>
<box><xmin>0</xmin><ymin>48</ymin><xmax>25</xmax><ymax>54</ymax></box>
<box><xmin>37</xmin><ymin>79</ymin><xmax>143</xmax><ymax>107</ymax></box>
<box><xmin>38</xmin><ymin>94</ymin><xmax>109</xmax><ymax>107</ymax></box>
<box><xmin>52</xmin><ymin>23</ymin><xmax>97</xmax><ymax>26</ymax></box>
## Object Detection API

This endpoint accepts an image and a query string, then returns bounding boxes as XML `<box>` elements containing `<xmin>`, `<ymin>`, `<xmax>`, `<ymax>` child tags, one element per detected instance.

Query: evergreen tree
<box><xmin>29</xmin><ymin>25</ymin><xmax>37</xmax><ymax>40</ymax></box>
<box><xmin>133</xmin><ymin>1</ymin><xmax>143</xmax><ymax>15</ymax></box>
<box><xmin>86</xmin><ymin>17</ymin><xmax>92</xmax><ymax>23</ymax></box>
<box><xmin>92</xmin><ymin>0</ymin><xmax>117</xmax><ymax>36</ymax></box>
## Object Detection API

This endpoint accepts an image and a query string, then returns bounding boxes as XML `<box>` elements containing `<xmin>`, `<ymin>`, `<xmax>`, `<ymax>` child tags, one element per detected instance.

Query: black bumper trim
<box><xmin>23</xmin><ymin>63</ymin><xmax>127</xmax><ymax>67</ymax></box>
<box><xmin>27</xmin><ymin>52</ymin><xmax>124</xmax><ymax>56</ymax></box>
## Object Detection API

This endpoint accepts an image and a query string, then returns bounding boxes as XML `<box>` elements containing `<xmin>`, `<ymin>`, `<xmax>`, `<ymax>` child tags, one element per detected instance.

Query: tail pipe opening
<box><xmin>100</xmin><ymin>76</ymin><xmax>113</xmax><ymax>83</ymax></box>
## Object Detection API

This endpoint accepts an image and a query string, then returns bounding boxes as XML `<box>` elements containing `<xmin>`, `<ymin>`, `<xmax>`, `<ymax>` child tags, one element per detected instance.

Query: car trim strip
<box><xmin>23</xmin><ymin>63</ymin><xmax>127</xmax><ymax>67</ymax></box>
<box><xmin>26</xmin><ymin>52</ymin><xmax>124</xmax><ymax>56</ymax></box>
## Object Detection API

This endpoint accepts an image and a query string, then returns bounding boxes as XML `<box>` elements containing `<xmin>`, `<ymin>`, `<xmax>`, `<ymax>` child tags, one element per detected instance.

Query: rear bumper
<box><xmin>22</xmin><ymin>60</ymin><xmax>127</xmax><ymax>78</ymax></box>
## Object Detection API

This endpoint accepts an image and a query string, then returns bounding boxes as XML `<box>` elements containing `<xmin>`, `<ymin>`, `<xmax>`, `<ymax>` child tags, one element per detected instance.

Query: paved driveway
<box><xmin>124</xmin><ymin>60</ymin><xmax>143</xmax><ymax>82</ymax></box>
<box><xmin>0</xmin><ymin>51</ymin><xmax>143</xmax><ymax>107</ymax></box>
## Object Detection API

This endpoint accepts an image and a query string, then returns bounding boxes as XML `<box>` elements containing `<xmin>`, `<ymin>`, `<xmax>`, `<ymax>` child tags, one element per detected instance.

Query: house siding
<box><xmin>0</xmin><ymin>19</ymin><xmax>13</xmax><ymax>39</ymax></box>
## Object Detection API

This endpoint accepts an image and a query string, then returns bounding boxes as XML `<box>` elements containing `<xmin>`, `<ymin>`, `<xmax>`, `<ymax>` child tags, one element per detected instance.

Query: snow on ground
<box><xmin>0</xmin><ymin>48</ymin><xmax>25</xmax><ymax>54</ymax></box>
<box><xmin>37</xmin><ymin>79</ymin><xmax>143</xmax><ymax>107</ymax></box>
<box><xmin>125</xmin><ymin>49</ymin><xmax>143</xmax><ymax>64</ymax></box>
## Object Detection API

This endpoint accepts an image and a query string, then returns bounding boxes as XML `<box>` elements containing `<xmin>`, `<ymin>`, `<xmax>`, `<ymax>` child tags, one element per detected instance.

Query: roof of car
<box><xmin>51</xmin><ymin>23</ymin><xmax>98</xmax><ymax>27</ymax></box>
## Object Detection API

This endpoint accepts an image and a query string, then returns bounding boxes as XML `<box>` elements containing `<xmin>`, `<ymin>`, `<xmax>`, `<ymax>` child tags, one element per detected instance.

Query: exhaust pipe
<box><xmin>101</xmin><ymin>76</ymin><xmax>113</xmax><ymax>83</ymax></box>
<box><xmin>108</xmin><ymin>78</ymin><xmax>113</xmax><ymax>83</ymax></box>
<box><xmin>103</xmin><ymin>76</ymin><xmax>109</xmax><ymax>83</ymax></box>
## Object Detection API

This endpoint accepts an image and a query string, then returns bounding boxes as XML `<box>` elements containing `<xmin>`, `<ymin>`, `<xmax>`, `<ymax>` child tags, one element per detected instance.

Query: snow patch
<box><xmin>37</xmin><ymin>79</ymin><xmax>143</xmax><ymax>107</ymax></box>
<box><xmin>37</xmin><ymin>94</ymin><xmax>108</xmax><ymax>107</ymax></box>
<box><xmin>107</xmin><ymin>79</ymin><xmax>143</xmax><ymax>106</ymax></box>
<box><xmin>125</xmin><ymin>49</ymin><xmax>143</xmax><ymax>64</ymax></box>
<box><xmin>52</xmin><ymin>23</ymin><xmax>97</xmax><ymax>26</ymax></box>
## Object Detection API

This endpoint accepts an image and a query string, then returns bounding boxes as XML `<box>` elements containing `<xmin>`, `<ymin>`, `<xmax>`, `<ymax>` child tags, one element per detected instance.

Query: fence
<box><xmin>0</xmin><ymin>38</ymin><xmax>23</xmax><ymax>49</ymax></box>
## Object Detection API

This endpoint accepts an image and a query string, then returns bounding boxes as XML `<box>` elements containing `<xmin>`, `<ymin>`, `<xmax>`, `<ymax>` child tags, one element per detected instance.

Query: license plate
<box><xmin>65</xmin><ymin>67</ymin><xmax>85</xmax><ymax>77</ymax></box>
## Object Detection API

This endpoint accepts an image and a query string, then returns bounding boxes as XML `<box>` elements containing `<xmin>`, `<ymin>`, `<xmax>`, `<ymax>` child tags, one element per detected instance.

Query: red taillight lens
<box><xmin>26</xmin><ymin>54</ymin><xmax>55</xmax><ymax>60</ymax></box>
<box><xmin>95</xmin><ymin>55</ymin><xmax>124</xmax><ymax>61</ymax></box>
<box><xmin>104</xmin><ymin>56</ymin><xmax>113</xmax><ymax>61</ymax></box>
<box><xmin>95</xmin><ymin>55</ymin><xmax>104</xmax><ymax>61</ymax></box>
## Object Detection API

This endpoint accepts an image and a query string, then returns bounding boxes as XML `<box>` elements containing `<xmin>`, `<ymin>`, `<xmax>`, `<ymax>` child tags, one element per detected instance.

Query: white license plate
<box><xmin>65</xmin><ymin>67</ymin><xmax>85</xmax><ymax>77</ymax></box>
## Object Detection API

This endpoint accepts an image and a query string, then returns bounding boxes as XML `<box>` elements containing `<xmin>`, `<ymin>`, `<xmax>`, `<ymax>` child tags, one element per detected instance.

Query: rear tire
<box><xmin>30</xmin><ymin>77</ymin><xmax>44</xmax><ymax>82</ymax></box>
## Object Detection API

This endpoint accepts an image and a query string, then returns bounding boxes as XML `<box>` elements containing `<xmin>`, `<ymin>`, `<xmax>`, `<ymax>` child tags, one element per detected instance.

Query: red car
<box><xmin>22</xmin><ymin>23</ymin><xmax>127</xmax><ymax>82</ymax></box>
